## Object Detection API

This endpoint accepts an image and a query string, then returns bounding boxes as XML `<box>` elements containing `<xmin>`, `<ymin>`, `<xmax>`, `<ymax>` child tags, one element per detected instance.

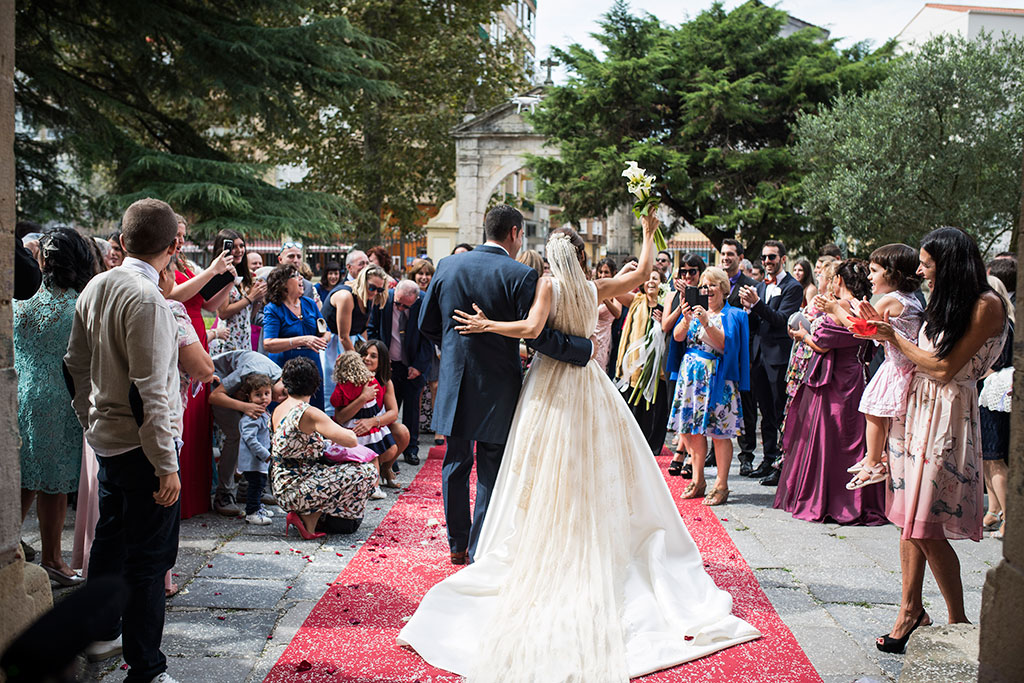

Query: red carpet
<box><xmin>265</xmin><ymin>449</ymin><xmax>821</xmax><ymax>683</ymax></box>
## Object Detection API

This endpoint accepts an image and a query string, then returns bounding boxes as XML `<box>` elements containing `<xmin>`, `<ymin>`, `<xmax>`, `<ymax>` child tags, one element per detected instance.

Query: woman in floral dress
<box><xmin>858</xmin><ymin>227</ymin><xmax>1008</xmax><ymax>654</ymax></box>
<box><xmin>667</xmin><ymin>267</ymin><xmax>749</xmax><ymax>506</ymax></box>
<box><xmin>210</xmin><ymin>229</ymin><xmax>267</xmax><ymax>353</ymax></box>
<box><xmin>270</xmin><ymin>358</ymin><xmax>378</xmax><ymax>538</ymax></box>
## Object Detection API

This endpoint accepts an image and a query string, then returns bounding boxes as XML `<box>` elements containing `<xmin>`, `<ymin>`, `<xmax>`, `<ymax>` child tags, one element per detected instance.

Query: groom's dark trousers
<box><xmin>442</xmin><ymin>439</ymin><xmax>502</xmax><ymax>557</ymax></box>
<box><xmin>419</xmin><ymin>243</ymin><xmax>591</xmax><ymax>560</ymax></box>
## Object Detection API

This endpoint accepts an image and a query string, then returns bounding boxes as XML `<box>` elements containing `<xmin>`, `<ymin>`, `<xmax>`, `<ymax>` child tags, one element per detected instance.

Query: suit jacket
<box><xmin>419</xmin><ymin>244</ymin><xmax>592</xmax><ymax>443</ymax></box>
<box><xmin>748</xmin><ymin>271</ymin><xmax>803</xmax><ymax>367</ymax></box>
<box><xmin>727</xmin><ymin>272</ymin><xmax>760</xmax><ymax>308</ymax></box>
<box><xmin>367</xmin><ymin>290</ymin><xmax>433</xmax><ymax>376</ymax></box>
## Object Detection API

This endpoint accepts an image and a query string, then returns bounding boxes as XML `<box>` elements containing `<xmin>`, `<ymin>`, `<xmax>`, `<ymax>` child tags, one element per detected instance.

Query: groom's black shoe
<box><xmin>450</xmin><ymin>550</ymin><xmax>468</xmax><ymax>565</ymax></box>
<box><xmin>759</xmin><ymin>469</ymin><xmax>781</xmax><ymax>486</ymax></box>
<box><xmin>404</xmin><ymin>452</ymin><xmax>421</xmax><ymax>466</ymax></box>
<box><xmin>748</xmin><ymin>460</ymin><xmax>776</xmax><ymax>479</ymax></box>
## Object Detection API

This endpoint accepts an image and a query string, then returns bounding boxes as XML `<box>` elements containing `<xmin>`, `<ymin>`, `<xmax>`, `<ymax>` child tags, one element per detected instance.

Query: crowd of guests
<box><xmin>592</xmin><ymin>228</ymin><xmax>1014</xmax><ymax>655</ymax></box>
<box><xmin>12</xmin><ymin>194</ymin><xmax>1017</xmax><ymax>677</ymax></box>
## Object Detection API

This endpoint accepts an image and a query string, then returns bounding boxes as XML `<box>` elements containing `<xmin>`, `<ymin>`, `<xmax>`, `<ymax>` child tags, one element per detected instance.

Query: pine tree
<box><xmin>16</xmin><ymin>0</ymin><xmax>394</xmax><ymax>239</ymax></box>
<box><xmin>527</xmin><ymin>0</ymin><xmax>894</xmax><ymax>254</ymax></box>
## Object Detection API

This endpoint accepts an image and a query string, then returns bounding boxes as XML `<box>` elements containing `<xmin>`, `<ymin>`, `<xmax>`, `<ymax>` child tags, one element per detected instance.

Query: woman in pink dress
<box><xmin>858</xmin><ymin>227</ymin><xmax>1008</xmax><ymax>654</ymax></box>
<box><xmin>592</xmin><ymin>258</ymin><xmax>622</xmax><ymax>371</ymax></box>
<box><xmin>169</xmin><ymin>215</ymin><xmax>235</xmax><ymax>518</ymax></box>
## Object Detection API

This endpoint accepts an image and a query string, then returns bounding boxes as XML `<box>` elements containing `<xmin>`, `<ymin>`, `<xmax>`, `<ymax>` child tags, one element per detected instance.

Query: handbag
<box><xmin>323</xmin><ymin>442</ymin><xmax>377</xmax><ymax>464</ymax></box>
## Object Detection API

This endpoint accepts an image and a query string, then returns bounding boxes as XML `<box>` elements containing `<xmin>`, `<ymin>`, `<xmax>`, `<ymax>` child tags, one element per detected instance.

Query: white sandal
<box><xmin>846</xmin><ymin>463</ymin><xmax>887</xmax><ymax>490</ymax></box>
<box><xmin>846</xmin><ymin>457</ymin><xmax>866</xmax><ymax>474</ymax></box>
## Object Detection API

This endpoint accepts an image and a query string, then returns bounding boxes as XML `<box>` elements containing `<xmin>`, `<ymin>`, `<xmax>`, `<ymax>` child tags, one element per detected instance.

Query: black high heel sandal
<box><xmin>876</xmin><ymin>610</ymin><xmax>928</xmax><ymax>654</ymax></box>
<box><xmin>668</xmin><ymin>454</ymin><xmax>687</xmax><ymax>476</ymax></box>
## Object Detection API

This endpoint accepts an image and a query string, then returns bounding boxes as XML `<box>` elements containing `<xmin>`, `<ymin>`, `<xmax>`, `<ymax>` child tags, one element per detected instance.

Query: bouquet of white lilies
<box><xmin>622</xmin><ymin>161</ymin><xmax>667</xmax><ymax>250</ymax></box>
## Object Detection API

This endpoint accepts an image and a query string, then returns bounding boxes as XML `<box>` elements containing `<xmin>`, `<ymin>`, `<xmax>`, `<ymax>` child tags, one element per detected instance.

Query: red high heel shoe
<box><xmin>285</xmin><ymin>511</ymin><xmax>326</xmax><ymax>540</ymax></box>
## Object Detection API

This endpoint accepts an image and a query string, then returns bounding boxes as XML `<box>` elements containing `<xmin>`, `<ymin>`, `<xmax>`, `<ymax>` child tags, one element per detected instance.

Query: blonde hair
<box><xmin>352</xmin><ymin>265</ymin><xmax>388</xmax><ymax>308</ymax></box>
<box><xmin>516</xmin><ymin>249</ymin><xmax>544</xmax><ymax>277</ymax></box>
<box><xmin>700</xmin><ymin>266</ymin><xmax>730</xmax><ymax>298</ymax></box>
<box><xmin>333</xmin><ymin>350</ymin><xmax>373</xmax><ymax>385</ymax></box>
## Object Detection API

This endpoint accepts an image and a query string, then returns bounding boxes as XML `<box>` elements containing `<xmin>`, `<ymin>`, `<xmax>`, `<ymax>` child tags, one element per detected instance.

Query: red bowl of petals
<box><xmin>849</xmin><ymin>317</ymin><xmax>878</xmax><ymax>336</ymax></box>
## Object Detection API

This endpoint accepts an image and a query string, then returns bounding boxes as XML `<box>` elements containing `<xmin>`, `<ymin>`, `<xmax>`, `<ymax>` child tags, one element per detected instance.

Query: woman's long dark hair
<box><xmin>212</xmin><ymin>228</ymin><xmax>250</xmax><ymax>288</ymax></box>
<box><xmin>921</xmin><ymin>227</ymin><xmax>993</xmax><ymax>359</ymax></box>
<box><xmin>793</xmin><ymin>258</ymin><xmax>816</xmax><ymax>289</ymax></box>
<box><xmin>40</xmin><ymin>227</ymin><xmax>96</xmax><ymax>292</ymax></box>
<box><xmin>358</xmin><ymin>338</ymin><xmax>392</xmax><ymax>386</ymax></box>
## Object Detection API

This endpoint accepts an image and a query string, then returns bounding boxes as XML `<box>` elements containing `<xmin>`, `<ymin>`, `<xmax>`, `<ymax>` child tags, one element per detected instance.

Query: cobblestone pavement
<box><xmin>21</xmin><ymin>436</ymin><xmax>1003</xmax><ymax>682</ymax></box>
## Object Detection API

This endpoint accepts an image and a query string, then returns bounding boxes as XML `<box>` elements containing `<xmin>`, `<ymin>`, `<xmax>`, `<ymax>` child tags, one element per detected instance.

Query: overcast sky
<box><xmin>534</xmin><ymin>1</ymin><xmax>1024</xmax><ymax>81</ymax></box>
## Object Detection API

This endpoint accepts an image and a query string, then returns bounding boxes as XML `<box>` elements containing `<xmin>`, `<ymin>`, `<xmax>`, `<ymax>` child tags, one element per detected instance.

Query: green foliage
<box><xmin>795</xmin><ymin>33</ymin><xmax>1024</xmax><ymax>254</ymax></box>
<box><xmin>527</xmin><ymin>0</ymin><xmax>894</xmax><ymax>254</ymax></box>
<box><xmin>16</xmin><ymin>0</ymin><xmax>393</xmax><ymax>238</ymax></box>
<box><xmin>286</xmin><ymin>1</ymin><xmax>531</xmax><ymax>245</ymax></box>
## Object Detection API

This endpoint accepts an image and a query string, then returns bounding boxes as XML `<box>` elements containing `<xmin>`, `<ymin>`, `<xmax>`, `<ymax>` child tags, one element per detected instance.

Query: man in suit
<box><xmin>721</xmin><ymin>238</ymin><xmax>760</xmax><ymax>477</ymax></box>
<box><xmin>739</xmin><ymin>239</ymin><xmax>803</xmax><ymax>484</ymax></box>
<box><xmin>368</xmin><ymin>279</ymin><xmax>433</xmax><ymax>466</ymax></box>
<box><xmin>419</xmin><ymin>205</ymin><xmax>593</xmax><ymax>564</ymax></box>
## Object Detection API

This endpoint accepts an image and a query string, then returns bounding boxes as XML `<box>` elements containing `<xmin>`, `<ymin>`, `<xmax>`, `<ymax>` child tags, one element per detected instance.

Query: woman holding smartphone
<box><xmin>210</xmin><ymin>229</ymin><xmax>267</xmax><ymax>352</ymax></box>
<box><xmin>662</xmin><ymin>253</ymin><xmax>706</xmax><ymax>476</ymax></box>
<box><xmin>667</xmin><ymin>267</ymin><xmax>749</xmax><ymax>506</ymax></box>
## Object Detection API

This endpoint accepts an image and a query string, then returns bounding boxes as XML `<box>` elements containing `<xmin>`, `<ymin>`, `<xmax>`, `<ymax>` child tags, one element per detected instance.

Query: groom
<box><xmin>419</xmin><ymin>205</ymin><xmax>593</xmax><ymax>564</ymax></box>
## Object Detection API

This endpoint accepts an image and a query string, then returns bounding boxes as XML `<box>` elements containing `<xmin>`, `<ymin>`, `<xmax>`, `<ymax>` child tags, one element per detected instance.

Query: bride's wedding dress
<box><xmin>397</xmin><ymin>236</ymin><xmax>760</xmax><ymax>682</ymax></box>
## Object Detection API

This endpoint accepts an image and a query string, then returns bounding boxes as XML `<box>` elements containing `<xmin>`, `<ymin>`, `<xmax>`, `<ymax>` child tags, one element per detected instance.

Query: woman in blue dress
<box><xmin>263</xmin><ymin>265</ymin><xmax>331</xmax><ymax>410</ymax></box>
<box><xmin>667</xmin><ymin>267</ymin><xmax>749</xmax><ymax>506</ymax></box>
<box><xmin>17</xmin><ymin>228</ymin><xmax>96</xmax><ymax>584</ymax></box>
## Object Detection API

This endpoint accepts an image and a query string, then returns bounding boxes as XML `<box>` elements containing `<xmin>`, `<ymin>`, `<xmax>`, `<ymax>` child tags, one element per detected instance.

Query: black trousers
<box><xmin>623</xmin><ymin>378</ymin><xmax>669</xmax><ymax>456</ymax></box>
<box><xmin>750</xmin><ymin>359</ymin><xmax>788</xmax><ymax>462</ymax></box>
<box><xmin>442</xmin><ymin>438</ymin><xmax>503</xmax><ymax>559</ymax></box>
<box><xmin>391</xmin><ymin>360</ymin><xmax>426</xmax><ymax>457</ymax></box>
<box><xmin>737</xmin><ymin>389</ymin><xmax>758</xmax><ymax>459</ymax></box>
<box><xmin>88</xmin><ymin>448</ymin><xmax>180</xmax><ymax>682</ymax></box>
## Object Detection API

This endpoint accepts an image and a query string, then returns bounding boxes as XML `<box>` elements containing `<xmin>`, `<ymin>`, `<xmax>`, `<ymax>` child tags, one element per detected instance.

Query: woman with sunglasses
<box><xmin>263</xmin><ymin>265</ymin><xmax>331</xmax><ymax>410</ymax></box>
<box><xmin>662</xmin><ymin>253</ymin><xmax>707</xmax><ymax>476</ymax></box>
<box><xmin>323</xmin><ymin>265</ymin><xmax>389</xmax><ymax>353</ymax></box>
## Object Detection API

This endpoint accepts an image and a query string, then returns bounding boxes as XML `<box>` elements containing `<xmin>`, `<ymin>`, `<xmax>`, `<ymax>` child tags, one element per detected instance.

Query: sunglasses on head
<box><xmin>761</xmin><ymin>253</ymin><xmax>779</xmax><ymax>261</ymax></box>
<box><xmin>281</xmin><ymin>241</ymin><xmax>303</xmax><ymax>252</ymax></box>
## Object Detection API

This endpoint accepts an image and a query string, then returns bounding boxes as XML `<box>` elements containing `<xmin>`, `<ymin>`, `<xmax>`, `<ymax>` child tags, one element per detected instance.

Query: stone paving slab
<box><xmin>197</xmin><ymin>551</ymin><xmax>309</xmax><ymax>580</ymax></box>
<box><xmin>170</xmin><ymin>577</ymin><xmax>291</xmax><ymax>610</ymax></box>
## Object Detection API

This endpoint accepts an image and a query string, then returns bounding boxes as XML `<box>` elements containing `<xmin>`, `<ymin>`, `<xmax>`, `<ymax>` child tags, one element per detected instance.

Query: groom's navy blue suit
<box><xmin>419</xmin><ymin>244</ymin><xmax>592</xmax><ymax>557</ymax></box>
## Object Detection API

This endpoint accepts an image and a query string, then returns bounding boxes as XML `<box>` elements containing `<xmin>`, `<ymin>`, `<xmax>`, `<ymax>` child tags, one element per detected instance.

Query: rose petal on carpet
<box><xmin>265</xmin><ymin>449</ymin><xmax>821</xmax><ymax>682</ymax></box>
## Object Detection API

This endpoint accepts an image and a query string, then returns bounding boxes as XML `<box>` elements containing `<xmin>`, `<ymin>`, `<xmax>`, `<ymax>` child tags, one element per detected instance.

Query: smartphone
<box><xmin>685</xmin><ymin>286</ymin><xmax>709</xmax><ymax>310</ymax></box>
<box><xmin>222</xmin><ymin>239</ymin><xmax>233</xmax><ymax>253</ymax></box>
<box><xmin>316</xmin><ymin>318</ymin><xmax>328</xmax><ymax>335</ymax></box>
<box><xmin>653</xmin><ymin>304</ymin><xmax>664</xmax><ymax>314</ymax></box>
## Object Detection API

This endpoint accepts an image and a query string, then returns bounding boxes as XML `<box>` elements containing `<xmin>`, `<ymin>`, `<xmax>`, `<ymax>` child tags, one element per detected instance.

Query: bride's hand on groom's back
<box><xmin>452</xmin><ymin>303</ymin><xmax>490</xmax><ymax>335</ymax></box>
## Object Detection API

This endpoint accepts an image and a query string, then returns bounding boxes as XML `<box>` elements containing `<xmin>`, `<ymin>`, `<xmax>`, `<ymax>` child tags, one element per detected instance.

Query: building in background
<box><xmin>484</xmin><ymin>1</ymin><xmax>538</xmax><ymax>81</ymax></box>
<box><xmin>898</xmin><ymin>3</ymin><xmax>1024</xmax><ymax>47</ymax></box>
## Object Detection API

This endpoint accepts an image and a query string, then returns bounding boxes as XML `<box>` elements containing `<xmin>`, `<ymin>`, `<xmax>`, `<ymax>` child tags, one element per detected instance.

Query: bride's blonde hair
<box><xmin>545</xmin><ymin>228</ymin><xmax>597</xmax><ymax>338</ymax></box>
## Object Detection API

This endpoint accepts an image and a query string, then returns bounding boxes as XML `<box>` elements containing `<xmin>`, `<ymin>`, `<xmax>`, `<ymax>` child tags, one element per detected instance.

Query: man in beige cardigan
<box><xmin>64</xmin><ymin>198</ymin><xmax>182</xmax><ymax>683</ymax></box>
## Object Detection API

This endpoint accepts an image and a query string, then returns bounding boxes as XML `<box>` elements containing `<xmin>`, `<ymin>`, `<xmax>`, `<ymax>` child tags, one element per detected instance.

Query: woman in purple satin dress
<box><xmin>775</xmin><ymin>259</ymin><xmax>887</xmax><ymax>526</ymax></box>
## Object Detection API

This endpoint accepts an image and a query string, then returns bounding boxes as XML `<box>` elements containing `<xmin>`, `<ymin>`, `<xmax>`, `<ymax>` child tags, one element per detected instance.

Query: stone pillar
<box><xmin>977</xmin><ymin>151</ymin><xmax>1024</xmax><ymax>682</ymax></box>
<box><xmin>0</xmin><ymin>0</ymin><xmax>54</xmax><ymax>655</ymax></box>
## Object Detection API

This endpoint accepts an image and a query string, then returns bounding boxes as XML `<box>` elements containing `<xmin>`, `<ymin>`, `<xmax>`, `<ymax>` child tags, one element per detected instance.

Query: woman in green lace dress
<box><xmin>17</xmin><ymin>228</ymin><xmax>96</xmax><ymax>584</ymax></box>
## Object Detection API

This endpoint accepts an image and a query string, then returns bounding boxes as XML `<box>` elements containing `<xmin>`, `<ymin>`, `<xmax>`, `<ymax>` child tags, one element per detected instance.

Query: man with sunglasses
<box><xmin>367</xmin><ymin>280</ymin><xmax>433</xmax><ymax>466</ymax></box>
<box><xmin>654</xmin><ymin>250</ymin><xmax>673</xmax><ymax>280</ymax></box>
<box><xmin>721</xmin><ymin>238</ymin><xmax>760</xmax><ymax>477</ymax></box>
<box><xmin>738</xmin><ymin>240</ymin><xmax>803</xmax><ymax>484</ymax></box>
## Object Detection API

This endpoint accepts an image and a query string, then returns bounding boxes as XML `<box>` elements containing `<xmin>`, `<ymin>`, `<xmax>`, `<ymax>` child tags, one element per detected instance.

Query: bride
<box><xmin>396</xmin><ymin>214</ymin><xmax>760</xmax><ymax>681</ymax></box>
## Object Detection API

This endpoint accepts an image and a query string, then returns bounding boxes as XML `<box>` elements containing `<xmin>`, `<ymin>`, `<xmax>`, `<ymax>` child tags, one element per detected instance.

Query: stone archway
<box><xmin>450</xmin><ymin>86</ymin><xmax>556</xmax><ymax>245</ymax></box>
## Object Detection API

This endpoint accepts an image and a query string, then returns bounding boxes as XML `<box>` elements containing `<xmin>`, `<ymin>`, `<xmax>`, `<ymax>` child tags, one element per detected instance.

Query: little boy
<box><xmin>237</xmin><ymin>374</ymin><xmax>274</xmax><ymax>525</ymax></box>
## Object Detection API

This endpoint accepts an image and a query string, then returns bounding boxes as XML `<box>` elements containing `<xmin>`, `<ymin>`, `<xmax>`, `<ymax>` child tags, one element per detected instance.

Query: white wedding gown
<box><xmin>397</xmin><ymin>239</ymin><xmax>760</xmax><ymax>682</ymax></box>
